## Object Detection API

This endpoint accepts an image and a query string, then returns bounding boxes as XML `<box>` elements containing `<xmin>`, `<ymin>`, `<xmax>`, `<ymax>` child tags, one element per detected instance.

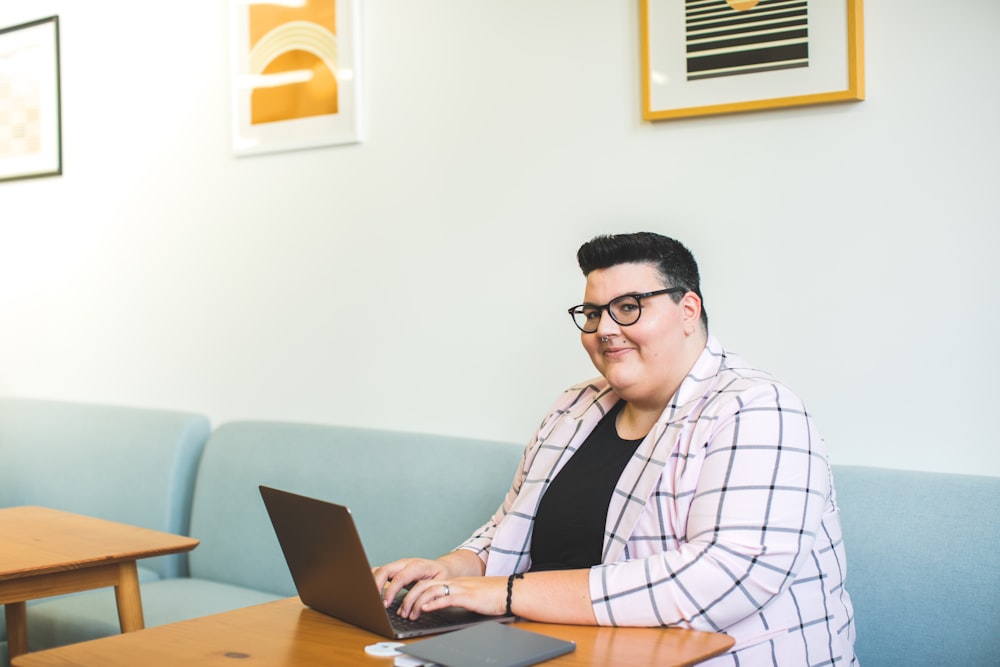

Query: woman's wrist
<box><xmin>505</xmin><ymin>572</ymin><xmax>524</xmax><ymax>616</ymax></box>
<box><xmin>440</xmin><ymin>548</ymin><xmax>486</xmax><ymax>578</ymax></box>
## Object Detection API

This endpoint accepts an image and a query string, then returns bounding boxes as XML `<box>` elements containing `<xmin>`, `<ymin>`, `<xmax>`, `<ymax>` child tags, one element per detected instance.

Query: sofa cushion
<box><xmin>186</xmin><ymin>420</ymin><xmax>524</xmax><ymax>595</ymax></box>
<box><xmin>0</xmin><ymin>398</ymin><xmax>210</xmax><ymax>579</ymax></box>
<box><xmin>833</xmin><ymin>465</ymin><xmax>1000</xmax><ymax>666</ymax></box>
<box><xmin>25</xmin><ymin>578</ymin><xmax>282</xmax><ymax>651</ymax></box>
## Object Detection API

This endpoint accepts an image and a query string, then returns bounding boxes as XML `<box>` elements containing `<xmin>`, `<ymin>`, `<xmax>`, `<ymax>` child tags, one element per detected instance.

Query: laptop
<box><xmin>259</xmin><ymin>485</ymin><xmax>515</xmax><ymax>639</ymax></box>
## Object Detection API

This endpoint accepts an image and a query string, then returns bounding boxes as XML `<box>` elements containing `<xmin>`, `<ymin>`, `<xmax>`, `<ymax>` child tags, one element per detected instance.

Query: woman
<box><xmin>374</xmin><ymin>232</ymin><xmax>856</xmax><ymax>665</ymax></box>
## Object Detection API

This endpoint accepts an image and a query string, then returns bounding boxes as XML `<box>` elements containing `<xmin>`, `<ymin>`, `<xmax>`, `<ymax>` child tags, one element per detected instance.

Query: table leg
<box><xmin>5</xmin><ymin>601</ymin><xmax>28</xmax><ymax>659</ymax></box>
<box><xmin>113</xmin><ymin>561</ymin><xmax>146</xmax><ymax>632</ymax></box>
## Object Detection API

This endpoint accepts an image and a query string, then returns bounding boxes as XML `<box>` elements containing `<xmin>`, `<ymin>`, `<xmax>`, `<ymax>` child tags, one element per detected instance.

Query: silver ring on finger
<box><xmin>442</xmin><ymin>584</ymin><xmax>450</xmax><ymax>597</ymax></box>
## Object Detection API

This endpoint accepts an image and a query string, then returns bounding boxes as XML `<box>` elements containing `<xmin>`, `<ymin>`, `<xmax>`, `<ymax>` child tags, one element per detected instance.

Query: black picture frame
<box><xmin>0</xmin><ymin>15</ymin><xmax>62</xmax><ymax>182</ymax></box>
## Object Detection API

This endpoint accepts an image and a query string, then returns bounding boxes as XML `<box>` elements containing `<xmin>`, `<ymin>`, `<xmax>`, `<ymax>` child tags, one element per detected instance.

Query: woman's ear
<box><xmin>680</xmin><ymin>291</ymin><xmax>702</xmax><ymax>335</ymax></box>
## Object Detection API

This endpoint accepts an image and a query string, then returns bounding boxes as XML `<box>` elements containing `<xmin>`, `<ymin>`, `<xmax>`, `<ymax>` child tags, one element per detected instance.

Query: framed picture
<box><xmin>641</xmin><ymin>0</ymin><xmax>864</xmax><ymax>121</ymax></box>
<box><xmin>0</xmin><ymin>16</ymin><xmax>61</xmax><ymax>182</ymax></box>
<box><xmin>231</xmin><ymin>0</ymin><xmax>362</xmax><ymax>156</ymax></box>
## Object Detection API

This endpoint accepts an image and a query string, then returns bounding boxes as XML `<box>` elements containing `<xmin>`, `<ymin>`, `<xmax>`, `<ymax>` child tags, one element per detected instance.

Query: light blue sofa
<box><xmin>0</xmin><ymin>398</ymin><xmax>211</xmax><ymax>666</ymax></box>
<box><xmin>3</xmin><ymin>397</ymin><xmax>999</xmax><ymax>667</ymax></box>
<box><xmin>21</xmin><ymin>419</ymin><xmax>525</xmax><ymax>657</ymax></box>
<box><xmin>833</xmin><ymin>465</ymin><xmax>1000</xmax><ymax>666</ymax></box>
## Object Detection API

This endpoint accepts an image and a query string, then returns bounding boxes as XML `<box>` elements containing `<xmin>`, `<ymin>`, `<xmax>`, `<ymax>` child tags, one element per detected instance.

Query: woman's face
<box><xmin>581</xmin><ymin>262</ymin><xmax>702</xmax><ymax>408</ymax></box>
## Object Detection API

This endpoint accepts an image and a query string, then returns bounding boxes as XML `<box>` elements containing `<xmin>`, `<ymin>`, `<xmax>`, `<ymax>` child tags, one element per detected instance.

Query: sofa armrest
<box><xmin>832</xmin><ymin>464</ymin><xmax>1000</xmax><ymax>666</ymax></box>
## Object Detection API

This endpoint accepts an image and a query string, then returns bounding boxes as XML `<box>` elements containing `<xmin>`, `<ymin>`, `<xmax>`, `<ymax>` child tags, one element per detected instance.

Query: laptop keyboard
<box><xmin>386</xmin><ymin>598</ymin><xmax>456</xmax><ymax>631</ymax></box>
<box><xmin>385</xmin><ymin>598</ymin><xmax>491</xmax><ymax>632</ymax></box>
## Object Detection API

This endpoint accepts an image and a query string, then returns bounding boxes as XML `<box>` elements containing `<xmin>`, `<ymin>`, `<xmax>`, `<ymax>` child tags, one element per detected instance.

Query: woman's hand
<box><xmin>396</xmin><ymin>575</ymin><xmax>508</xmax><ymax>620</ymax></box>
<box><xmin>372</xmin><ymin>557</ymin><xmax>451</xmax><ymax>609</ymax></box>
<box><xmin>375</xmin><ymin>561</ymin><xmax>596</xmax><ymax>624</ymax></box>
<box><xmin>372</xmin><ymin>550</ymin><xmax>486</xmax><ymax>613</ymax></box>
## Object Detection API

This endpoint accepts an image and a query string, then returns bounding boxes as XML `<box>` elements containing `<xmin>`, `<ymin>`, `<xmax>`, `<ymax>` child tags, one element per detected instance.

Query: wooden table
<box><xmin>10</xmin><ymin>596</ymin><xmax>735</xmax><ymax>667</ymax></box>
<box><xmin>0</xmin><ymin>506</ymin><xmax>199</xmax><ymax>660</ymax></box>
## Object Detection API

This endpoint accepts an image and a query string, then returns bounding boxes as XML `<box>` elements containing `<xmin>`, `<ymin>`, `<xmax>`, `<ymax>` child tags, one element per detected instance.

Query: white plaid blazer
<box><xmin>459</xmin><ymin>336</ymin><xmax>856</xmax><ymax>666</ymax></box>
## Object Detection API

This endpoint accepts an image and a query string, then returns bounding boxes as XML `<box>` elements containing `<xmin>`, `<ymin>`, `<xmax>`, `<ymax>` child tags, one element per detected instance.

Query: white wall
<box><xmin>2</xmin><ymin>1</ymin><xmax>998</xmax><ymax>477</ymax></box>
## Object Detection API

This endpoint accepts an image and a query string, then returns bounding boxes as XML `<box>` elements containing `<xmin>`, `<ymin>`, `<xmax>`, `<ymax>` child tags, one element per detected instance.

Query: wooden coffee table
<box><xmin>11</xmin><ymin>596</ymin><xmax>735</xmax><ymax>666</ymax></box>
<box><xmin>0</xmin><ymin>506</ymin><xmax>199</xmax><ymax>660</ymax></box>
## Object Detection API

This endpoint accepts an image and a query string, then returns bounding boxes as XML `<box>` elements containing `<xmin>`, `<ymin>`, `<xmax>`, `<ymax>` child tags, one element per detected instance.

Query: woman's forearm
<box><xmin>509</xmin><ymin>569</ymin><xmax>596</xmax><ymax>625</ymax></box>
<box><xmin>440</xmin><ymin>548</ymin><xmax>486</xmax><ymax>577</ymax></box>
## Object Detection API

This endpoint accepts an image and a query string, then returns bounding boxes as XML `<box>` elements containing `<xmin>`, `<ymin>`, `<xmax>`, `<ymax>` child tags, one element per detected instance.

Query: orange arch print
<box><xmin>249</xmin><ymin>1</ymin><xmax>339</xmax><ymax>125</ymax></box>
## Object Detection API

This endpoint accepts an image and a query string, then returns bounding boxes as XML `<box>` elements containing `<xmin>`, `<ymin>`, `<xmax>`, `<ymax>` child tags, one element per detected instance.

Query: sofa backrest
<box><xmin>0</xmin><ymin>397</ymin><xmax>211</xmax><ymax>578</ymax></box>
<box><xmin>832</xmin><ymin>464</ymin><xmax>1000</xmax><ymax>667</ymax></box>
<box><xmin>186</xmin><ymin>420</ymin><xmax>524</xmax><ymax>596</ymax></box>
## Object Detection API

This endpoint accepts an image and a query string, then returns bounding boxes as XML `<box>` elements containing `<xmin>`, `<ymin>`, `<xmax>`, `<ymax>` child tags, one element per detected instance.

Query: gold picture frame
<box><xmin>641</xmin><ymin>0</ymin><xmax>864</xmax><ymax>121</ymax></box>
<box><xmin>231</xmin><ymin>0</ymin><xmax>362</xmax><ymax>156</ymax></box>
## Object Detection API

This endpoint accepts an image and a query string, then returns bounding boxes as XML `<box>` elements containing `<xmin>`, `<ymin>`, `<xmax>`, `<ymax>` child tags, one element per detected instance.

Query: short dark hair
<box><xmin>576</xmin><ymin>232</ymin><xmax>708</xmax><ymax>329</ymax></box>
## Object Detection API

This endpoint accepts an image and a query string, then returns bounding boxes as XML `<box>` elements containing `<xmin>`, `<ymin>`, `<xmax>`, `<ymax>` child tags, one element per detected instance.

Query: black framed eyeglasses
<box><xmin>567</xmin><ymin>287</ymin><xmax>686</xmax><ymax>333</ymax></box>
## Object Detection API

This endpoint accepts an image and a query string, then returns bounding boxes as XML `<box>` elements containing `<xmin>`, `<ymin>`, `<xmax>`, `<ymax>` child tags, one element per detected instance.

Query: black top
<box><xmin>529</xmin><ymin>400</ymin><xmax>643</xmax><ymax>572</ymax></box>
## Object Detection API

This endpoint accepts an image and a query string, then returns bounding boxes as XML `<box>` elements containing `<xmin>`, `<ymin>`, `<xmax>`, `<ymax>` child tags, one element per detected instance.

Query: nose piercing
<box><xmin>600</xmin><ymin>336</ymin><xmax>610</xmax><ymax>343</ymax></box>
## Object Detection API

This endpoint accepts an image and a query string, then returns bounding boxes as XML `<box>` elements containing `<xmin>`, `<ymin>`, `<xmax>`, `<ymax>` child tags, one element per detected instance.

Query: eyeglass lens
<box><xmin>573</xmin><ymin>295</ymin><xmax>642</xmax><ymax>333</ymax></box>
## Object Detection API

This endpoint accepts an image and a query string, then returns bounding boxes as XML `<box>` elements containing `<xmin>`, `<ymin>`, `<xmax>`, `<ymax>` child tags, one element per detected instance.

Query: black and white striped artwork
<box><xmin>685</xmin><ymin>0</ymin><xmax>809</xmax><ymax>81</ymax></box>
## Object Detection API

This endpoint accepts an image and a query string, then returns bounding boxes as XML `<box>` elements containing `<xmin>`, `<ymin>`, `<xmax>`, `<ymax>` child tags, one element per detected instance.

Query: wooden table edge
<box><xmin>0</xmin><ymin>506</ymin><xmax>201</xmax><ymax>661</ymax></box>
<box><xmin>11</xmin><ymin>597</ymin><xmax>737</xmax><ymax>667</ymax></box>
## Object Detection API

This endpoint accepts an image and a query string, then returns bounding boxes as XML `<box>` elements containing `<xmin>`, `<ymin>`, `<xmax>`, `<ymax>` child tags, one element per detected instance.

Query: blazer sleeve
<box><xmin>454</xmin><ymin>445</ymin><xmax>529</xmax><ymax>565</ymax></box>
<box><xmin>454</xmin><ymin>391</ymin><xmax>567</xmax><ymax>563</ymax></box>
<box><xmin>456</xmin><ymin>380</ymin><xmax>610</xmax><ymax>567</ymax></box>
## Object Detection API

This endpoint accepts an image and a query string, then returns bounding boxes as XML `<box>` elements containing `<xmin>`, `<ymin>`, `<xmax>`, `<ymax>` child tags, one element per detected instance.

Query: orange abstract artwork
<box><xmin>248</xmin><ymin>0</ymin><xmax>338</xmax><ymax>125</ymax></box>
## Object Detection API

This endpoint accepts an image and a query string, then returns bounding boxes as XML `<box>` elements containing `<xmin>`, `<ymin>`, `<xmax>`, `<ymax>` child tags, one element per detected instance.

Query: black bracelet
<box><xmin>505</xmin><ymin>572</ymin><xmax>524</xmax><ymax>616</ymax></box>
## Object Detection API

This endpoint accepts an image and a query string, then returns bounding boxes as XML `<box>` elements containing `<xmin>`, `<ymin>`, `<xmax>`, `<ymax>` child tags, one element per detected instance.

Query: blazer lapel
<box><xmin>601</xmin><ymin>337</ymin><xmax>728</xmax><ymax>563</ymax></box>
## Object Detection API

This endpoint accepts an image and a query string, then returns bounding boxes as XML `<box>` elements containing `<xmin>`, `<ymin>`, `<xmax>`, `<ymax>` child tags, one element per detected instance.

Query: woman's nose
<box><xmin>594</xmin><ymin>309</ymin><xmax>622</xmax><ymax>337</ymax></box>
